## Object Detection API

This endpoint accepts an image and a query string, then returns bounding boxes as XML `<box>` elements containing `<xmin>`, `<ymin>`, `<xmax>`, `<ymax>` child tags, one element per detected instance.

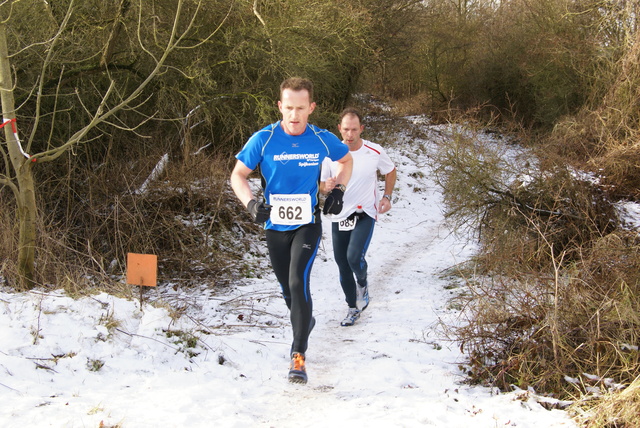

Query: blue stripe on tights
<box><xmin>360</xmin><ymin>220</ymin><xmax>375</xmax><ymax>269</ymax></box>
<box><xmin>303</xmin><ymin>236</ymin><xmax>321</xmax><ymax>301</ymax></box>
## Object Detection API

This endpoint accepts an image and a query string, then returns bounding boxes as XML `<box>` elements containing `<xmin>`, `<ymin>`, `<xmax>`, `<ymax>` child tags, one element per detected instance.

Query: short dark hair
<box><xmin>280</xmin><ymin>77</ymin><xmax>314</xmax><ymax>102</ymax></box>
<box><xmin>339</xmin><ymin>107</ymin><xmax>363</xmax><ymax>125</ymax></box>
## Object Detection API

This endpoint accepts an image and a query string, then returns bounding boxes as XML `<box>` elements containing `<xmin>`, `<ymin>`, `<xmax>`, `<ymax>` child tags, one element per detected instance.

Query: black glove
<box><xmin>323</xmin><ymin>186</ymin><xmax>345</xmax><ymax>215</ymax></box>
<box><xmin>247</xmin><ymin>199</ymin><xmax>272</xmax><ymax>223</ymax></box>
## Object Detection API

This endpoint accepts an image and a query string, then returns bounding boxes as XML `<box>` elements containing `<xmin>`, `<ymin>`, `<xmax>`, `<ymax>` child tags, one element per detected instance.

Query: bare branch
<box><xmin>176</xmin><ymin>1</ymin><xmax>233</xmax><ymax>50</ymax></box>
<box><xmin>100</xmin><ymin>0</ymin><xmax>131</xmax><ymax>68</ymax></box>
<box><xmin>34</xmin><ymin>80</ymin><xmax>117</xmax><ymax>162</ymax></box>
<box><xmin>0</xmin><ymin>167</ymin><xmax>19</xmax><ymax>201</ymax></box>
<box><xmin>28</xmin><ymin>0</ymin><xmax>75</xmax><ymax>150</ymax></box>
<box><xmin>32</xmin><ymin>0</ymin><xmax>212</xmax><ymax>163</ymax></box>
<box><xmin>0</xmin><ymin>0</ymin><xmax>14</xmax><ymax>25</ymax></box>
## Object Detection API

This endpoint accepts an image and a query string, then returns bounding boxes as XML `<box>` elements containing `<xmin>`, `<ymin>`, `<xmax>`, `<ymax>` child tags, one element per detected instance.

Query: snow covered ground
<box><xmin>1</xmin><ymin>118</ymin><xmax>579</xmax><ymax>427</ymax></box>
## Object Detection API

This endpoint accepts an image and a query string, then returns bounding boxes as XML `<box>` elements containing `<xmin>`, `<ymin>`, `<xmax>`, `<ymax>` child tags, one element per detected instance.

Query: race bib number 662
<box><xmin>269</xmin><ymin>194</ymin><xmax>312</xmax><ymax>225</ymax></box>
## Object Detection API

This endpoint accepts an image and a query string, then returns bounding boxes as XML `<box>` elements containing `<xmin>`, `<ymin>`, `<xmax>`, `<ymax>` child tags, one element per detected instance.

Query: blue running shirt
<box><xmin>236</xmin><ymin>121</ymin><xmax>349</xmax><ymax>231</ymax></box>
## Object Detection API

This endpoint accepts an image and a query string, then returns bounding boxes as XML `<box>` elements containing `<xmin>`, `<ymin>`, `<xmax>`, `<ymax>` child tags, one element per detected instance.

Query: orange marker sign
<box><xmin>126</xmin><ymin>253</ymin><xmax>157</xmax><ymax>287</ymax></box>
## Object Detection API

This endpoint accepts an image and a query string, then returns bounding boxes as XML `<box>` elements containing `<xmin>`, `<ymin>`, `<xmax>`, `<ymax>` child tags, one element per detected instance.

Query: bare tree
<box><xmin>0</xmin><ymin>0</ymin><xmax>227</xmax><ymax>289</ymax></box>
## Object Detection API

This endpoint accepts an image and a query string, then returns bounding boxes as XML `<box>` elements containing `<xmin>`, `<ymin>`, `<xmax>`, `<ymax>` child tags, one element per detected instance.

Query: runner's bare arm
<box><xmin>230</xmin><ymin>160</ymin><xmax>255</xmax><ymax>207</ymax></box>
<box><xmin>379</xmin><ymin>167</ymin><xmax>397</xmax><ymax>214</ymax></box>
<box><xmin>384</xmin><ymin>168</ymin><xmax>397</xmax><ymax>196</ymax></box>
<box><xmin>333</xmin><ymin>152</ymin><xmax>353</xmax><ymax>188</ymax></box>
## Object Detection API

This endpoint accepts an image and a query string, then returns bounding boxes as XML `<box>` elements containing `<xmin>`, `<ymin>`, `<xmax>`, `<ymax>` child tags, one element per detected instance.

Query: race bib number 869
<box><xmin>269</xmin><ymin>194</ymin><xmax>312</xmax><ymax>225</ymax></box>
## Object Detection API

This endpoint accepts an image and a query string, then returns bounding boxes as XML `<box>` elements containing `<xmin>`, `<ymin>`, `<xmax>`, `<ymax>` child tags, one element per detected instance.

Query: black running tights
<box><xmin>265</xmin><ymin>222</ymin><xmax>321</xmax><ymax>356</ymax></box>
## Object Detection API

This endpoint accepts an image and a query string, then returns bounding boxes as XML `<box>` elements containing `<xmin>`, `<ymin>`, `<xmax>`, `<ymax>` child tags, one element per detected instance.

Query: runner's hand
<box><xmin>323</xmin><ymin>187</ymin><xmax>344</xmax><ymax>215</ymax></box>
<box><xmin>323</xmin><ymin>177</ymin><xmax>336</xmax><ymax>194</ymax></box>
<box><xmin>247</xmin><ymin>199</ymin><xmax>272</xmax><ymax>223</ymax></box>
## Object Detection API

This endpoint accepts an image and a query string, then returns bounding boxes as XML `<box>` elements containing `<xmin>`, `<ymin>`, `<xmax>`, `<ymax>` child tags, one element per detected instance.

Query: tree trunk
<box><xmin>0</xmin><ymin>22</ymin><xmax>37</xmax><ymax>289</ymax></box>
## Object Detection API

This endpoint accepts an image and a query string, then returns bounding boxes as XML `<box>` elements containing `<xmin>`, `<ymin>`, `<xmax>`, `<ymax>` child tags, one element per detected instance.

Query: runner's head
<box><xmin>278</xmin><ymin>78</ymin><xmax>316</xmax><ymax>136</ymax></box>
<box><xmin>338</xmin><ymin>107</ymin><xmax>365</xmax><ymax>150</ymax></box>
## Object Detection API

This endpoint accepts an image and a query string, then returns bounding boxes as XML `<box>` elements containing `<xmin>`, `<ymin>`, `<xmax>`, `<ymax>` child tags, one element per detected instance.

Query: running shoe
<box><xmin>340</xmin><ymin>307</ymin><xmax>361</xmax><ymax>326</ymax></box>
<box><xmin>356</xmin><ymin>283</ymin><xmax>369</xmax><ymax>311</ymax></box>
<box><xmin>288</xmin><ymin>352</ymin><xmax>307</xmax><ymax>384</ymax></box>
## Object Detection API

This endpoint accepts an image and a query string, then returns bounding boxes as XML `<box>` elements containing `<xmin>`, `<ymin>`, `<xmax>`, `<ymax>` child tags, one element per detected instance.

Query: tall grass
<box><xmin>572</xmin><ymin>375</ymin><xmax>640</xmax><ymax>427</ymax></box>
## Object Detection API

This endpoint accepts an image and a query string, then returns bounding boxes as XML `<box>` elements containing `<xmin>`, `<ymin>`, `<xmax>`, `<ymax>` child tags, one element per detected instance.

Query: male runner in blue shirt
<box><xmin>230</xmin><ymin>77</ymin><xmax>352</xmax><ymax>384</ymax></box>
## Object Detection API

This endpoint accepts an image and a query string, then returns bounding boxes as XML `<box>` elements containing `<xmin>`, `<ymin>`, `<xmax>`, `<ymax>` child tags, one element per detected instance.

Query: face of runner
<box><xmin>338</xmin><ymin>113</ymin><xmax>364</xmax><ymax>151</ymax></box>
<box><xmin>278</xmin><ymin>88</ymin><xmax>316</xmax><ymax>136</ymax></box>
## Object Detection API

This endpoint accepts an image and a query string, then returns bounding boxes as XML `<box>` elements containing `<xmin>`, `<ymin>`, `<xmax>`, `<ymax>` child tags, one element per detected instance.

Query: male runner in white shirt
<box><xmin>322</xmin><ymin>107</ymin><xmax>396</xmax><ymax>326</ymax></box>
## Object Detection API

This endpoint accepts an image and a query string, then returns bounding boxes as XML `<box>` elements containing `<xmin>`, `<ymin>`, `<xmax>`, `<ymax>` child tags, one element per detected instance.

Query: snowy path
<box><xmin>257</xmin><ymin>189</ymin><xmax>471</xmax><ymax>427</ymax></box>
<box><xmin>218</xmin><ymin>144</ymin><xmax>577</xmax><ymax>427</ymax></box>
<box><xmin>0</xmin><ymin>127</ymin><xmax>578</xmax><ymax>427</ymax></box>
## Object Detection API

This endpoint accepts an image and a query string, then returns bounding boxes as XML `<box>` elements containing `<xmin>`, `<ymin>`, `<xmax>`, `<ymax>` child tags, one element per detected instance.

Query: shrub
<box><xmin>0</xmin><ymin>145</ymin><xmax>260</xmax><ymax>293</ymax></box>
<box><xmin>433</xmin><ymin>124</ymin><xmax>640</xmax><ymax>398</ymax></box>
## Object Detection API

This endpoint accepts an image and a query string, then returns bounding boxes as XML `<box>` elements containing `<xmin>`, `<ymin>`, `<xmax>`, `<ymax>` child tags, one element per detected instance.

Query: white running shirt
<box><xmin>321</xmin><ymin>139</ymin><xmax>395</xmax><ymax>222</ymax></box>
